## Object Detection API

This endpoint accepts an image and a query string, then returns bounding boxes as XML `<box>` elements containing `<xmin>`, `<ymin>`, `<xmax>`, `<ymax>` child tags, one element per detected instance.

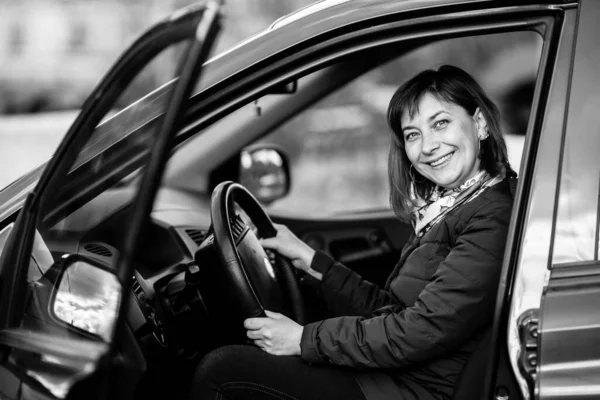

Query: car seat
<box><xmin>451</xmin><ymin>328</ymin><xmax>492</xmax><ymax>400</ymax></box>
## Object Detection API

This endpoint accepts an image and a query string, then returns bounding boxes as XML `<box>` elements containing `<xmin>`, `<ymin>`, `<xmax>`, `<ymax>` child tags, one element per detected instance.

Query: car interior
<box><xmin>11</xmin><ymin>26</ymin><xmax>541</xmax><ymax>399</ymax></box>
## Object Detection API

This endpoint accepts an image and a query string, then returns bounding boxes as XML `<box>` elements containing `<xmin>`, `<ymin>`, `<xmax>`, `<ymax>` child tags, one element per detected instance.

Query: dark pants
<box><xmin>191</xmin><ymin>344</ymin><xmax>367</xmax><ymax>400</ymax></box>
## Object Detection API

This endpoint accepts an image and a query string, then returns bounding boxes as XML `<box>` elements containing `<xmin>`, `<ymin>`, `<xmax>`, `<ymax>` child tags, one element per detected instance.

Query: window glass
<box><xmin>258</xmin><ymin>31</ymin><xmax>542</xmax><ymax>217</ymax></box>
<box><xmin>51</xmin><ymin>41</ymin><xmax>188</xmax><ymax>221</ymax></box>
<box><xmin>552</xmin><ymin>16</ymin><xmax>600</xmax><ymax>264</ymax></box>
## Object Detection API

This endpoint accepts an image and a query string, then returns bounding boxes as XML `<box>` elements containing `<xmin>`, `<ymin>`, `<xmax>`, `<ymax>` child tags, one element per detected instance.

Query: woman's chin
<box><xmin>426</xmin><ymin>171</ymin><xmax>459</xmax><ymax>189</ymax></box>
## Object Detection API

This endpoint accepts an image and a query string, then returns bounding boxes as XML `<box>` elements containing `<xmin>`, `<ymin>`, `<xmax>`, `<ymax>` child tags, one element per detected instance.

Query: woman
<box><xmin>192</xmin><ymin>65</ymin><xmax>515</xmax><ymax>400</ymax></box>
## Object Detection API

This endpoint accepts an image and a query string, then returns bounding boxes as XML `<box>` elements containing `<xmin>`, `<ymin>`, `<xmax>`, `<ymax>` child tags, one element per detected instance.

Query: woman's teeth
<box><xmin>429</xmin><ymin>152</ymin><xmax>454</xmax><ymax>167</ymax></box>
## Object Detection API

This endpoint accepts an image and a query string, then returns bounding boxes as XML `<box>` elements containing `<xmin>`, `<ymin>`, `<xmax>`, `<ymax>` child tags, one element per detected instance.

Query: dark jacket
<box><xmin>299</xmin><ymin>179</ymin><xmax>513</xmax><ymax>400</ymax></box>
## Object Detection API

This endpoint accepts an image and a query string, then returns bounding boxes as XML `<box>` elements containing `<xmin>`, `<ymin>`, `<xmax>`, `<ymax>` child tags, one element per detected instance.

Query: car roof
<box><xmin>216</xmin><ymin>0</ymin><xmax>480</xmax><ymax>61</ymax></box>
<box><xmin>268</xmin><ymin>0</ymin><xmax>567</xmax><ymax>29</ymax></box>
<box><xmin>203</xmin><ymin>0</ymin><xmax>563</xmax><ymax>93</ymax></box>
<box><xmin>268</xmin><ymin>0</ymin><xmax>354</xmax><ymax>29</ymax></box>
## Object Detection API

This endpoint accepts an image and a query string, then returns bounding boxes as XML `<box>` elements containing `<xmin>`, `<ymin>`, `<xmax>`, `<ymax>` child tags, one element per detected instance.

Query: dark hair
<box><xmin>387</xmin><ymin>65</ymin><xmax>512</xmax><ymax>222</ymax></box>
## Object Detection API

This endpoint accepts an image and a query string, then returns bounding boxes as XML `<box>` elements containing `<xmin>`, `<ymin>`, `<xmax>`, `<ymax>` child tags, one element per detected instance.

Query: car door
<box><xmin>503</xmin><ymin>1</ymin><xmax>600</xmax><ymax>398</ymax></box>
<box><xmin>0</xmin><ymin>4</ymin><xmax>221</xmax><ymax>399</ymax></box>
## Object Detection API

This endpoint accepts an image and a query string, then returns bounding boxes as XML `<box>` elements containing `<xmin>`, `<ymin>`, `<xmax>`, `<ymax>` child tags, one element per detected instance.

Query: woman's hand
<box><xmin>244</xmin><ymin>310</ymin><xmax>303</xmax><ymax>356</ymax></box>
<box><xmin>260</xmin><ymin>223</ymin><xmax>316</xmax><ymax>273</ymax></box>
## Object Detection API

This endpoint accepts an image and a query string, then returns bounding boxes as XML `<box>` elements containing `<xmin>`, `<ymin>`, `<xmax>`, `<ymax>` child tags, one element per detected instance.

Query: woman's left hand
<box><xmin>244</xmin><ymin>310</ymin><xmax>303</xmax><ymax>356</ymax></box>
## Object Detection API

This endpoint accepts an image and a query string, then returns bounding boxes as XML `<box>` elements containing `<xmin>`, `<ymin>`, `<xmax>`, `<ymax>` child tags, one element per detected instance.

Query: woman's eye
<box><xmin>404</xmin><ymin>132</ymin><xmax>419</xmax><ymax>142</ymax></box>
<box><xmin>433</xmin><ymin>119</ymin><xmax>449</xmax><ymax>130</ymax></box>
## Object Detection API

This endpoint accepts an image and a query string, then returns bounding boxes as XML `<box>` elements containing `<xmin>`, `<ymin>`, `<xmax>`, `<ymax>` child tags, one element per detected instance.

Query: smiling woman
<box><xmin>388</xmin><ymin>65</ymin><xmax>513</xmax><ymax>225</ymax></box>
<box><xmin>192</xmin><ymin>65</ymin><xmax>516</xmax><ymax>400</ymax></box>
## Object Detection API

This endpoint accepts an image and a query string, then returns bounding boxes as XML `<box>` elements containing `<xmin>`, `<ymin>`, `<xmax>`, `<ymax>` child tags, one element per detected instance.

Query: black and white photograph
<box><xmin>0</xmin><ymin>1</ymin><xmax>598</xmax><ymax>399</ymax></box>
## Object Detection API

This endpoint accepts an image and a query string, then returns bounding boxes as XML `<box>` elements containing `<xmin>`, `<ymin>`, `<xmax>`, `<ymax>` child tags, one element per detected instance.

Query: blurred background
<box><xmin>0</xmin><ymin>0</ymin><xmax>540</xmax><ymax>210</ymax></box>
<box><xmin>0</xmin><ymin>0</ymin><xmax>316</xmax><ymax>188</ymax></box>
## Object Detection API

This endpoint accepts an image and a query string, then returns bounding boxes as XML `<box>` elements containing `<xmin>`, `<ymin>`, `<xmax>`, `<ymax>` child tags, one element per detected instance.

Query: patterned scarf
<box><xmin>410</xmin><ymin>170</ymin><xmax>505</xmax><ymax>237</ymax></box>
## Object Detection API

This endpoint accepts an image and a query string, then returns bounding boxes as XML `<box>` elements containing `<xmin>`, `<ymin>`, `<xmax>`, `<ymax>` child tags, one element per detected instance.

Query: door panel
<box><xmin>273</xmin><ymin>213</ymin><xmax>412</xmax><ymax>287</ymax></box>
<box><xmin>537</xmin><ymin>263</ymin><xmax>600</xmax><ymax>400</ymax></box>
<box><xmin>534</xmin><ymin>1</ymin><xmax>600</xmax><ymax>398</ymax></box>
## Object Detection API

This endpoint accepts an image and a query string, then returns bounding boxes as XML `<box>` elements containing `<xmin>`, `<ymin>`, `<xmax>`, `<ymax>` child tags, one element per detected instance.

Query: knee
<box><xmin>191</xmin><ymin>345</ymin><xmax>249</xmax><ymax>399</ymax></box>
<box><xmin>196</xmin><ymin>345</ymin><xmax>239</xmax><ymax>380</ymax></box>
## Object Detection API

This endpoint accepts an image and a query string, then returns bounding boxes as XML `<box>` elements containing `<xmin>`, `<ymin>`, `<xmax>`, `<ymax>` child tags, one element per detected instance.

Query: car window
<box><xmin>257</xmin><ymin>31</ymin><xmax>541</xmax><ymax>217</ymax></box>
<box><xmin>45</xmin><ymin>41</ymin><xmax>188</xmax><ymax>231</ymax></box>
<box><xmin>552</xmin><ymin>17</ymin><xmax>600</xmax><ymax>265</ymax></box>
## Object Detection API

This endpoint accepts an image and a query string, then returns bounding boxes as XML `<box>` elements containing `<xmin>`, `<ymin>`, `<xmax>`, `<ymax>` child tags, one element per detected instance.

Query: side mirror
<box><xmin>52</xmin><ymin>255</ymin><xmax>121</xmax><ymax>342</ymax></box>
<box><xmin>239</xmin><ymin>146</ymin><xmax>291</xmax><ymax>205</ymax></box>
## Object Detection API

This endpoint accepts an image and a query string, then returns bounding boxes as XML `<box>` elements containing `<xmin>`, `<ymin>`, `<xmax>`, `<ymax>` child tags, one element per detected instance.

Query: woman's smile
<box><xmin>424</xmin><ymin>151</ymin><xmax>455</xmax><ymax>168</ymax></box>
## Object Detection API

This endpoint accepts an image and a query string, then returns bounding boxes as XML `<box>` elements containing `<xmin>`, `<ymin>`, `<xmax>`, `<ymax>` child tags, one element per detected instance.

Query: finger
<box><xmin>291</xmin><ymin>260</ymin><xmax>305</xmax><ymax>270</ymax></box>
<box><xmin>246</xmin><ymin>329</ymin><xmax>263</xmax><ymax>340</ymax></box>
<box><xmin>253</xmin><ymin>339</ymin><xmax>266</xmax><ymax>350</ymax></box>
<box><xmin>264</xmin><ymin>310</ymin><xmax>283</xmax><ymax>319</ymax></box>
<box><xmin>243</xmin><ymin>317</ymin><xmax>266</xmax><ymax>330</ymax></box>
<box><xmin>272</xmin><ymin>223</ymin><xmax>286</xmax><ymax>230</ymax></box>
<box><xmin>259</xmin><ymin>237</ymin><xmax>280</xmax><ymax>251</ymax></box>
<box><xmin>261</xmin><ymin>345</ymin><xmax>282</xmax><ymax>356</ymax></box>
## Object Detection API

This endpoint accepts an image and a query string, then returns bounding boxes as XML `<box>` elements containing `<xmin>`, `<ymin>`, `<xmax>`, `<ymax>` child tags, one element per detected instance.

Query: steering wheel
<box><xmin>209</xmin><ymin>181</ymin><xmax>306</xmax><ymax>325</ymax></box>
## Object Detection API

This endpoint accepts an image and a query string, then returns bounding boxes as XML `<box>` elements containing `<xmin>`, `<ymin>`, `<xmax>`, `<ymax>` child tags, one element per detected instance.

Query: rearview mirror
<box><xmin>52</xmin><ymin>256</ymin><xmax>121</xmax><ymax>342</ymax></box>
<box><xmin>239</xmin><ymin>146</ymin><xmax>290</xmax><ymax>205</ymax></box>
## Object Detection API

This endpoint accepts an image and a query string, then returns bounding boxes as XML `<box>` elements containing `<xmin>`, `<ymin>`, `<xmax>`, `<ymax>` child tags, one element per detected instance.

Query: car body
<box><xmin>0</xmin><ymin>0</ymin><xmax>598</xmax><ymax>399</ymax></box>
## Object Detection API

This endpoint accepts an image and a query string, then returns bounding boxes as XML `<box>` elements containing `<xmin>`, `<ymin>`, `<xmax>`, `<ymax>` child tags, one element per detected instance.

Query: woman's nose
<box><xmin>421</xmin><ymin>132</ymin><xmax>440</xmax><ymax>154</ymax></box>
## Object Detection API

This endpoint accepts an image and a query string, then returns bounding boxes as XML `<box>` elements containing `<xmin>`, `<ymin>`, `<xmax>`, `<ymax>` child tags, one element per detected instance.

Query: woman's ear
<box><xmin>473</xmin><ymin>107</ymin><xmax>489</xmax><ymax>139</ymax></box>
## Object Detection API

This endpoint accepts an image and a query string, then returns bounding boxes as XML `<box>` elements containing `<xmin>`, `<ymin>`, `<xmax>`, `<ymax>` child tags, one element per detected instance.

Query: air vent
<box><xmin>83</xmin><ymin>243</ymin><xmax>112</xmax><ymax>258</ymax></box>
<box><xmin>131</xmin><ymin>277</ymin><xmax>144</xmax><ymax>298</ymax></box>
<box><xmin>185</xmin><ymin>228</ymin><xmax>207</xmax><ymax>246</ymax></box>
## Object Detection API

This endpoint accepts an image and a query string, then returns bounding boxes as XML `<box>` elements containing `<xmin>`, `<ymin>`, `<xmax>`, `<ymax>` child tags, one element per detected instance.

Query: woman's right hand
<box><xmin>260</xmin><ymin>223</ymin><xmax>316</xmax><ymax>273</ymax></box>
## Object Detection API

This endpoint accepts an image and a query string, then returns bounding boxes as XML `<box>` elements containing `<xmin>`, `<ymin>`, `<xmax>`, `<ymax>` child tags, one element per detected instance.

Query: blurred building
<box><xmin>0</xmin><ymin>0</ymin><xmax>313</xmax><ymax>113</ymax></box>
<box><xmin>0</xmin><ymin>0</ymin><xmax>171</xmax><ymax>112</ymax></box>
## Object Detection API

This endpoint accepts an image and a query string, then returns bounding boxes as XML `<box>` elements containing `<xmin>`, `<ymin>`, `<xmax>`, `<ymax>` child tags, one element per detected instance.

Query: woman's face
<box><xmin>401</xmin><ymin>93</ymin><xmax>485</xmax><ymax>189</ymax></box>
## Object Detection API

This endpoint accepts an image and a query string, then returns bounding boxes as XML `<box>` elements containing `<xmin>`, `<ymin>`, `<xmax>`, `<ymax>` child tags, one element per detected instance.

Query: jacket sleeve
<box><xmin>300</xmin><ymin>200</ymin><xmax>511</xmax><ymax>368</ymax></box>
<box><xmin>302</xmin><ymin>250</ymin><xmax>399</xmax><ymax>318</ymax></box>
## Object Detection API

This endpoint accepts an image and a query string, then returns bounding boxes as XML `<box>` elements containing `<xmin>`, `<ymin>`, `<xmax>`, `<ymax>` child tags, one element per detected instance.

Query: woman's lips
<box><xmin>426</xmin><ymin>151</ymin><xmax>455</xmax><ymax>167</ymax></box>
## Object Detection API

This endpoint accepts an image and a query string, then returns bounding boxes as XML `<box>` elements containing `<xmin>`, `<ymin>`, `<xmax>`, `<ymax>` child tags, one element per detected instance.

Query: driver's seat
<box><xmin>451</xmin><ymin>328</ymin><xmax>492</xmax><ymax>400</ymax></box>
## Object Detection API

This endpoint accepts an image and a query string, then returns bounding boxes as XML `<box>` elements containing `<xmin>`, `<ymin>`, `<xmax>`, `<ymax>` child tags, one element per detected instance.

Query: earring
<box><xmin>480</xmin><ymin>128</ymin><xmax>489</xmax><ymax>140</ymax></box>
<box><xmin>410</xmin><ymin>165</ymin><xmax>425</xmax><ymax>184</ymax></box>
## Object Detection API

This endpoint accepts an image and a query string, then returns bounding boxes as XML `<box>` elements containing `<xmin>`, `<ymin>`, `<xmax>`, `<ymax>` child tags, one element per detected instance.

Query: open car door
<box><xmin>0</xmin><ymin>2</ymin><xmax>222</xmax><ymax>399</ymax></box>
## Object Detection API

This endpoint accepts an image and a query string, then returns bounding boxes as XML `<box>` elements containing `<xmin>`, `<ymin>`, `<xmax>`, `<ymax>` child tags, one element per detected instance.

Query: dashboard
<box><xmin>44</xmin><ymin>185</ymin><xmax>221</xmax><ymax>356</ymax></box>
